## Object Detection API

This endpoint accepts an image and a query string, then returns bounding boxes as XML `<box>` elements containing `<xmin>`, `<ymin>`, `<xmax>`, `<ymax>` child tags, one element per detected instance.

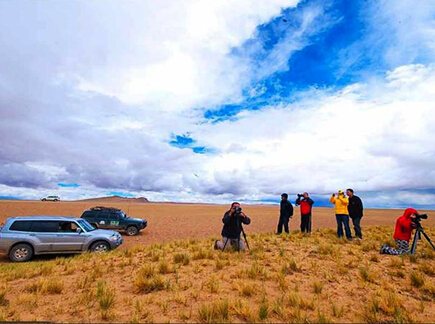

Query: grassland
<box><xmin>0</xmin><ymin>225</ymin><xmax>434</xmax><ymax>323</ymax></box>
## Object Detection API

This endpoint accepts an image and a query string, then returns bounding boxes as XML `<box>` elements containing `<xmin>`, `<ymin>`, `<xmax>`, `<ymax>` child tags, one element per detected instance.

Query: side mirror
<box><xmin>76</xmin><ymin>228</ymin><xmax>83</xmax><ymax>234</ymax></box>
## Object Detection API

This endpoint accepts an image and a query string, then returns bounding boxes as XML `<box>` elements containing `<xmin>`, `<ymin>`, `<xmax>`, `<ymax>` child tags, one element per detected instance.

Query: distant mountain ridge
<box><xmin>76</xmin><ymin>195</ymin><xmax>149</xmax><ymax>203</ymax></box>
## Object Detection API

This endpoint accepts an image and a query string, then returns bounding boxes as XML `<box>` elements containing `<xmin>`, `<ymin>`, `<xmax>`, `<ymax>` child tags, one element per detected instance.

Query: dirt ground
<box><xmin>0</xmin><ymin>199</ymin><xmax>433</xmax><ymax>255</ymax></box>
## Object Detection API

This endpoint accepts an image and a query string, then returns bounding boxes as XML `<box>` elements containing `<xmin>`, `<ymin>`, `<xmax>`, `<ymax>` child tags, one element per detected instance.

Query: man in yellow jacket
<box><xmin>330</xmin><ymin>190</ymin><xmax>352</xmax><ymax>240</ymax></box>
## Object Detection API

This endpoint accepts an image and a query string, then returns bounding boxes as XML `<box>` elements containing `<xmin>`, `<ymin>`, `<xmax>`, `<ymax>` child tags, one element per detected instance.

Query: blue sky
<box><xmin>0</xmin><ymin>0</ymin><xmax>435</xmax><ymax>208</ymax></box>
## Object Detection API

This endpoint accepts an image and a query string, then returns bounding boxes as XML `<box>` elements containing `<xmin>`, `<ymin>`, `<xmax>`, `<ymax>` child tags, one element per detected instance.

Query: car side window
<box><xmin>9</xmin><ymin>221</ymin><xmax>33</xmax><ymax>231</ymax></box>
<box><xmin>58</xmin><ymin>221</ymin><xmax>79</xmax><ymax>233</ymax></box>
<box><xmin>99</xmin><ymin>212</ymin><xmax>109</xmax><ymax>219</ymax></box>
<box><xmin>30</xmin><ymin>221</ymin><xmax>59</xmax><ymax>233</ymax></box>
<box><xmin>109</xmin><ymin>213</ymin><xmax>119</xmax><ymax>220</ymax></box>
<box><xmin>83</xmin><ymin>211</ymin><xmax>93</xmax><ymax>218</ymax></box>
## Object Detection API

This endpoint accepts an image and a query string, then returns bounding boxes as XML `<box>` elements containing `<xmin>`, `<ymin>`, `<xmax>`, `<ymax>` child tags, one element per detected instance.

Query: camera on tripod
<box><xmin>412</xmin><ymin>213</ymin><xmax>428</xmax><ymax>225</ymax></box>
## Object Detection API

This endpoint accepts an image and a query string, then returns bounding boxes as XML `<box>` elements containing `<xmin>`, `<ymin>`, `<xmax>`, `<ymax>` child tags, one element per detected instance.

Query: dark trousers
<box><xmin>300</xmin><ymin>213</ymin><xmax>311</xmax><ymax>233</ymax></box>
<box><xmin>351</xmin><ymin>217</ymin><xmax>362</xmax><ymax>238</ymax></box>
<box><xmin>335</xmin><ymin>214</ymin><xmax>352</xmax><ymax>239</ymax></box>
<box><xmin>277</xmin><ymin>216</ymin><xmax>290</xmax><ymax>234</ymax></box>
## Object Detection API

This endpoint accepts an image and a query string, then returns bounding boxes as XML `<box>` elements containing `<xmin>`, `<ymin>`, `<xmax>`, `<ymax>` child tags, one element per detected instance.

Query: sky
<box><xmin>1</xmin><ymin>0</ymin><xmax>435</xmax><ymax>208</ymax></box>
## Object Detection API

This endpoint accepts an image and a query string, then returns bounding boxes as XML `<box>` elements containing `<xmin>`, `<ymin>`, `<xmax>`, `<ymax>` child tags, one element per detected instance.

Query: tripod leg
<box><xmin>411</xmin><ymin>229</ymin><xmax>420</xmax><ymax>254</ymax></box>
<box><xmin>420</xmin><ymin>229</ymin><xmax>435</xmax><ymax>251</ymax></box>
<box><xmin>222</xmin><ymin>237</ymin><xmax>229</xmax><ymax>252</ymax></box>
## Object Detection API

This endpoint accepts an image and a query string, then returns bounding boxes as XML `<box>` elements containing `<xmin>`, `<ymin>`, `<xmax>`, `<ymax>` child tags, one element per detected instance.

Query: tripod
<box><xmin>410</xmin><ymin>221</ymin><xmax>435</xmax><ymax>254</ymax></box>
<box><xmin>222</xmin><ymin>216</ymin><xmax>250</xmax><ymax>252</ymax></box>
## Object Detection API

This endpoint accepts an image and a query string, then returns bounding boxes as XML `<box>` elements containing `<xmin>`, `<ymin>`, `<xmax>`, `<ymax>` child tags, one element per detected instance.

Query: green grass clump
<box><xmin>410</xmin><ymin>271</ymin><xmax>425</xmax><ymax>288</ymax></box>
<box><xmin>173</xmin><ymin>253</ymin><xmax>191</xmax><ymax>265</ymax></box>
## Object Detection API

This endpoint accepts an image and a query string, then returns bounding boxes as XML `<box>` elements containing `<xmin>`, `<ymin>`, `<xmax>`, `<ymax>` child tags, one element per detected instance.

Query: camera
<box><xmin>297</xmin><ymin>194</ymin><xmax>303</xmax><ymax>198</ymax></box>
<box><xmin>412</xmin><ymin>213</ymin><xmax>428</xmax><ymax>224</ymax></box>
<box><xmin>234</xmin><ymin>206</ymin><xmax>242</xmax><ymax>214</ymax></box>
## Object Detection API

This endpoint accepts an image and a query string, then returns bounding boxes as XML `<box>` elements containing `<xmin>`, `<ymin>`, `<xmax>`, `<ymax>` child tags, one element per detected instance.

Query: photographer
<box><xmin>214</xmin><ymin>202</ymin><xmax>251</xmax><ymax>251</ymax></box>
<box><xmin>295</xmin><ymin>192</ymin><xmax>314</xmax><ymax>233</ymax></box>
<box><xmin>330</xmin><ymin>190</ymin><xmax>352</xmax><ymax>240</ymax></box>
<box><xmin>276</xmin><ymin>193</ymin><xmax>293</xmax><ymax>234</ymax></box>
<box><xmin>380</xmin><ymin>208</ymin><xmax>418</xmax><ymax>255</ymax></box>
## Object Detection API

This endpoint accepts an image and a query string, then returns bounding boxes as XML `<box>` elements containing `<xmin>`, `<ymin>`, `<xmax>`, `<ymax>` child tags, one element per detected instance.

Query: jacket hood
<box><xmin>402</xmin><ymin>208</ymin><xmax>418</xmax><ymax>219</ymax></box>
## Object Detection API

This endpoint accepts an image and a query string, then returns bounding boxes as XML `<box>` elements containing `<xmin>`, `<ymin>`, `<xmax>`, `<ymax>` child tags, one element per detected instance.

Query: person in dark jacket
<box><xmin>295</xmin><ymin>192</ymin><xmax>314</xmax><ymax>233</ymax></box>
<box><xmin>214</xmin><ymin>202</ymin><xmax>251</xmax><ymax>250</ymax></box>
<box><xmin>380</xmin><ymin>208</ymin><xmax>418</xmax><ymax>255</ymax></box>
<box><xmin>346</xmin><ymin>189</ymin><xmax>364</xmax><ymax>239</ymax></box>
<box><xmin>276</xmin><ymin>193</ymin><xmax>293</xmax><ymax>234</ymax></box>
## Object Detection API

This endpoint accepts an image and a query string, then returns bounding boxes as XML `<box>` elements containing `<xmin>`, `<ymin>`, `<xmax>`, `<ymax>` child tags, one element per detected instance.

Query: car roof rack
<box><xmin>89</xmin><ymin>206</ymin><xmax>122</xmax><ymax>212</ymax></box>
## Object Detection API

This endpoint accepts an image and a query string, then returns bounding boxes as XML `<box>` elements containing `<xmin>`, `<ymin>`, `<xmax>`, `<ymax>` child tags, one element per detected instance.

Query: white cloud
<box><xmin>1</xmin><ymin>0</ymin><xmax>435</xmax><ymax>208</ymax></box>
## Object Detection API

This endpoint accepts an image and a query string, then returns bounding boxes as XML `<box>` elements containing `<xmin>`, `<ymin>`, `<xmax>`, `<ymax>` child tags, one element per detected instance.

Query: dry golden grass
<box><xmin>0</xmin><ymin>224</ymin><xmax>434</xmax><ymax>322</ymax></box>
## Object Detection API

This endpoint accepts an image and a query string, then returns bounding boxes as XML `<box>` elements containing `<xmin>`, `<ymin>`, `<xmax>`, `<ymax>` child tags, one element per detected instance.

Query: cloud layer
<box><xmin>1</xmin><ymin>0</ymin><xmax>435</xmax><ymax>208</ymax></box>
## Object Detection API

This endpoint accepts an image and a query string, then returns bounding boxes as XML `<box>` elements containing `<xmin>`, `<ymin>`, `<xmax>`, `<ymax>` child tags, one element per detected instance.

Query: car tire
<box><xmin>42</xmin><ymin>198</ymin><xmax>46</xmax><ymax>201</ymax></box>
<box><xmin>54</xmin><ymin>199</ymin><xmax>59</xmax><ymax>202</ymax></box>
<box><xmin>9</xmin><ymin>243</ymin><xmax>33</xmax><ymax>262</ymax></box>
<box><xmin>126</xmin><ymin>226</ymin><xmax>139</xmax><ymax>236</ymax></box>
<box><xmin>90</xmin><ymin>241</ymin><xmax>110</xmax><ymax>253</ymax></box>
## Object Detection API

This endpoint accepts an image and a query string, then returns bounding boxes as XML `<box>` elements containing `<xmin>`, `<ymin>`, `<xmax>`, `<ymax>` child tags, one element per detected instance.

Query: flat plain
<box><xmin>0</xmin><ymin>199</ymin><xmax>434</xmax><ymax>323</ymax></box>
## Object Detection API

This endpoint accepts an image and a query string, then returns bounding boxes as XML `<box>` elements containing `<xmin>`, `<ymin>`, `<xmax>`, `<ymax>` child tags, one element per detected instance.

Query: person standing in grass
<box><xmin>347</xmin><ymin>188</ymin><xmax>364</xmax><ymax>239</ymax></box>
<box><xmin>380</xmin><ymin>208</ymin><xmax>418</xmax><ymax>255</ymax></box>
<box><xmin>295</xmin><ymin>192</ymin><xmax>314</xmax><ymax>233</ymax></box>
<box><xmin>276</xmin><ymin>193</ymin><xmax>293</xmax><ymax>234</ymax></box>
<box><xmin>330</xmin><ymin>190</ymin><xmax>352</xmax><ymax>240</ymax></box>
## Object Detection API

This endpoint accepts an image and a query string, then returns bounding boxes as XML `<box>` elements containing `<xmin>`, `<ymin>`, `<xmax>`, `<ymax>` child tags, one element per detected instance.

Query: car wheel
<box><xmin>42</xmin><ymin>198</ymin><xmax>46</xmax><ymax>201</ymax></box>
<box><xmin>126</xmin><ymin>226</ymin><xmax>139</xmax><ymax>236</ymax></box>
<box><xmin>90</xmin><ymin>241</ymin><xmax>110</xmax><ymax>253</ymax></box>
<box><xmin>54</xmin><ymin>199</ymin><xmax>59</xmax><ymax>202</ymax></box>
<box><xmin>9</xmin><ymin>244</ymin><xmax>33</xmax><ymax>262</ymax></box>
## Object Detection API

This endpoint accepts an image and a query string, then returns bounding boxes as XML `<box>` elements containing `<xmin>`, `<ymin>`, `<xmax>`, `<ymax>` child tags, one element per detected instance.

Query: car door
<box><xmin>52</xmin><ymin>221</ymin><xmax>86</xmax><ymax>252</ymax></box>
<box><xmin>108</xmin><ymin>212</ymin><xmax>122</xmax><ymax>230</ymax></box>
<box><xmin>97</xmin><ymin>212</ymin><xmax>109</xmax><ymax>229</ymax></box>
<box><xmin>29</xmin><ymin>221</ymin><xmax>59</xmax><ymax>252</ymax></box>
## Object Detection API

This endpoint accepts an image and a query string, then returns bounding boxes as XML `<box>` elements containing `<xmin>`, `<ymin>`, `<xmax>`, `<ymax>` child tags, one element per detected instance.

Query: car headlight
<box><xmin>109</xmin><ymin>234</ymin><xmax>120</xmax><ymax>242</ymax></box>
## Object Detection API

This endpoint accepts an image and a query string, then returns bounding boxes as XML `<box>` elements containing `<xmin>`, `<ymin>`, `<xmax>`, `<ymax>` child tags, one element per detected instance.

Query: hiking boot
<box><xmin>214</xmin><ymin>240</ymin><xmax>219</xmax><ymax>250</ymax></box>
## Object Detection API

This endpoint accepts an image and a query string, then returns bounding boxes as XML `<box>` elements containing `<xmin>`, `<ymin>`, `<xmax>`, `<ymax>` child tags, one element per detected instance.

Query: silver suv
<box><xmin>0</xmin><ymin>216</ymin><xmax>123</xmax><ymax>262</ymax></box>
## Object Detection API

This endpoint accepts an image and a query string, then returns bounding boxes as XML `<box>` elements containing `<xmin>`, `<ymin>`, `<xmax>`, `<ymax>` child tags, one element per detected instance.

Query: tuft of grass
<box><xmin>238</xmin><ymin>282</ymin><xmax>256</xmax><ymax>297</ymax></box>
<box><xmin>410</xmin><ymin>271</ymin><xmax>425</xmax><ymax>288</ymax></box>
<box><xmin>173</xmin><ymin>253</ymin><xmax>191</xmax><ymax>266</ymax></box>
<box><xmin>198</xmin><ymin>299</ymin><xmax>230</xmax><ymax>323</ymax></box>
<box><xmin>313</xmin><ymin>281</ymin><xmax>324</xmax><ymax>294</ymax></box>
<box><xmin>369</xmin><ymin>254</ymin><xmax>379</xmax><ymax>263</ymax></box>
<box><xmin>24</xmin><ymin>279</ymin><xmax>64</xmax><ymax>294</ymax></box>
<box><xmin>206</xmin><ymin>275</ymin><xmax>220</xmax><ymax>294</ymax></box>
<box><xmin>138</xmin><ymin>264</ymin><xmax>155</xmax><ymax>278</ymax></box>
<box><xmin>97</xmin><ymin>281</ymin><xmax>116</xmax><ymax>311</ymax></box>
<box><xmin>419</xmin><ymin>262</ymin><xmax>435</xmax><ymax>277</ymax></box>
<box><xmin>134</xmin><ymin>276</ymin><xmax>165</xmax><ymax>294</ymax></box>
<box><xmin>286</xmin><ymin>292</ymin><xmax>299</xmax><ymax>308</ymax></box>
<box><xmin>0</xmin><ymin>290</ymin><xmax>8</xmax><ymax>306</ymax></box>
<box><xmin>359</xmin><ymin>266</ymin><xmax>376</xmax><ymax>283</ymax></box>
<box><xmin>332</xmin><ymin>303</ymin><xmax>344</xmax><ymax>317</ymax></box>
<box><xmin>158</xmin><ymin>260</ymin><xmax>172</xmax><ymax>274</ymax></box>
<box><xmin>258</xmin><ymin>302</ymin><xmax>269</xmax><ymax>321</ymax></box>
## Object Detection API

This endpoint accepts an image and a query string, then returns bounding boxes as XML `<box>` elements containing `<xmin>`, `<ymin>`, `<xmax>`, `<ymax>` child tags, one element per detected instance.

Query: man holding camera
<box><xmin>296</xmin><ymin>192</ymin><xmax>314</xmax><ymax>233</ymax></box>
<box><xmin>214</xmin><ymin>202</ymin><xmax>251</xmax><ymax>251</ymax></box>
<box><xmin>276</xmin><ymin>193</ymin><xmax>294</xmax><ymax>234</ymax></box>
<box><xmin>346</xmin><ymin>189</ymin><xmax>364</xmax><ymax>239</ymax></box>
<box><xmin>330</xmin><ymin>190</ymin><xmax>352</xmax><ymax>240</ymax></box>
<box><xmin>380</xmin><ymin>208</ymin><xmax>418</xmax><ymax>255</ymax></box>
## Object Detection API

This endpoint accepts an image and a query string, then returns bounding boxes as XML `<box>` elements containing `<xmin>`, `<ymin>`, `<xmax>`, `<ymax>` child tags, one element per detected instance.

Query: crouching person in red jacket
<box><xmin>380</xmin><ymin>208</ymin><xmax>418</xmax><ymax>255</ymax></box>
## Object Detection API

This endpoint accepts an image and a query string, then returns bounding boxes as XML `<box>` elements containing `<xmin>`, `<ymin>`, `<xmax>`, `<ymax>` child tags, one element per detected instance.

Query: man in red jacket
<box><xmin>295</xmin><ymin>192</ymin><xmax>314</xmax><ymax>233</ymax></box>
<box><xmin>380</xmin><ymin>208</ymin><xmax>418</xmax><ymax>255</ymax></box>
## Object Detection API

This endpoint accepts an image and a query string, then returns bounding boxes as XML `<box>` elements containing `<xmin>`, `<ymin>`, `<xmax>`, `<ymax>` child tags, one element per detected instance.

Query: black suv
<box><xmin>81</xmin><ymin>206</ymin><xmax>147</xmax><ymax>236</ymax></box>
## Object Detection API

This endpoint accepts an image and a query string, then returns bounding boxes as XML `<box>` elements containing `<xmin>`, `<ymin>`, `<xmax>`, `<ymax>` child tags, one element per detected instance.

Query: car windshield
<box><xmin>77</xmin><ymin>219</ymin><xmax>96</xmax><ymax>232</ymax></box>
